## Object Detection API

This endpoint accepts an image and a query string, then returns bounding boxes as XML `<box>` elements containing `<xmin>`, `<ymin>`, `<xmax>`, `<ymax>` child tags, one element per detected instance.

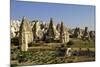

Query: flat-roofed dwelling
<box><xmin>19</xmin><ymin>17</ymin><xmax>33</xmax><ymax>51</ymax></box>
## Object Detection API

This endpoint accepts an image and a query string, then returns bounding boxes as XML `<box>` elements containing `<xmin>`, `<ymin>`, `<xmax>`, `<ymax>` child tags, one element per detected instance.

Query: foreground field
<box><xmin>11</xmin><ymin>38</ymin><xmax>95</xmax><ymax>66</ymax></box>
<box><xmin>11</xmin><ymin>47</ymin><xmax>95</xmax><ymax>66</ymax></box>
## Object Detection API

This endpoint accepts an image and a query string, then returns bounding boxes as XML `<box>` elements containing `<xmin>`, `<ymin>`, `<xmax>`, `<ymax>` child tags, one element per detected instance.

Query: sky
<box><xmin>10</xmin><ymin>0</ymin><xmax>95</xmax><ymax>30</ymax></box>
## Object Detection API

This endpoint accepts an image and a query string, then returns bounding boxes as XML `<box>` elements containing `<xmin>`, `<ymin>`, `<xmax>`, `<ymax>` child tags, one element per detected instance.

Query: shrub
<box><xmin>67</xmin><ymin>40</ymin><xmax>74</xmax><ymax>47</ymax></box>
<box><xmin>11</xmin><ymin>37</ymin><xmax>19</xmax><ymax>46</ymax></box>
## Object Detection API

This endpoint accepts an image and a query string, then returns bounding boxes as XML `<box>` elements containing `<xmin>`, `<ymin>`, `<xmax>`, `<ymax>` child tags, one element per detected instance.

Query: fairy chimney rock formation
<box><xmin>32</xmin><ymin>21</ymin><xmax>43</xmax><ymax>40</ymax></box>
<box><xmin>73</xmin><ymin>27</ymin><xmax>82</xmax><ymax>38</ymax></box>
<box><xmin>46</xmin><ymin>18</ymin><xmax>60</xmax><ymax>41</ymax></box>
<box><xmin>83</xmin><ymin>27</ymin><xmax>90</xmax><ymax>40</ymax></box>
<box><xmin>60</xmin><ymin>21</ymin><xmax>69</xmax><ymax>43</ymax></box>
<box><xmin>19</xmin><ymin>17</ymin><xmax>33</xmax><ymax>51</ymax></box>
<box><xmin>46</xmin><ymin>18</ymin><xmax>55</xmax><ymax>40</ymax></box>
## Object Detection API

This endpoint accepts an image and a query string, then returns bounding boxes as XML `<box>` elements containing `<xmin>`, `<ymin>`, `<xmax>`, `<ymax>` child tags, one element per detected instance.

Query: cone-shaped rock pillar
<box><xmin>19</xmin><ymin>17</ymin><xmax>33</xmax><ymax>51</ymax></box>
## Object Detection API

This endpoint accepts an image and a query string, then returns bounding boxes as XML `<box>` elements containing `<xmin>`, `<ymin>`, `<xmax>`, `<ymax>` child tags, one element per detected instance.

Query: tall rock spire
<box><xmin>46</xmin><ymin>18</ymin><xmax>55</xmax><ymax>39</ymax></box>
<box><xmin>32</xmin><ymin>20</ymin><xmax>43</xmax><ymax>41</ymax></box>
<box><xmin>32</xmin><ymin>21</ymin><xmax>37</xmax><ymax>40</ymax></box>
<box><xmin>73</xmin><ymin>27</ymin><xmax>82</xmax><ymax>38</ymax></box>
<box><xmin>60</xmin><ymin>21</ymin><xmax>64</xmax><ymax>33</ymax></box>
<box><xmin>56</xmin><ymin>23</ymin><xmax>61</xmax><ymax>32</ymax></box>
<box><xmin>19</xmin><ymin>17</ymin><xmax>33</xmax><ymax>51</ymax></box>
<box><xmin>83</xmin><ymin>27</ymin><xmax>90</xmax><ymax>40</ymax></box>
<box><xmin>60</xmin><ymin>21</ymin><xmax>69</xmax><ymax>43</ymax></box>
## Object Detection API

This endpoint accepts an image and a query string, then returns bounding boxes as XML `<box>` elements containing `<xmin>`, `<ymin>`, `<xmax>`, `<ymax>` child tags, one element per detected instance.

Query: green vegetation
<box><xmin>67</xmin><ymin>40</ymin><xmax>74</xmax><ymax>47</ymax></box>
<box><xmin>11</xmin><ymin>47</ymin><xmax>95</xmax><ymax>66</ymax></box>
<box><xmin>28</xmin><ymin>38</ymin><xmax>95</xmax><ymax>48</ymax></box>
<box><xmin>11</xmin><ymin>37</ymin><xmax>19</xmax><ymax>46</ymax></box>
<box><xmin>69</xmin><ymin>38</ymin><xmax>95</xmax><ymax>48</ymax></box>
<box><xmin>11</xmin><ymin>37</ymin><xmax>95</xmax><ymax>66</ymax></box>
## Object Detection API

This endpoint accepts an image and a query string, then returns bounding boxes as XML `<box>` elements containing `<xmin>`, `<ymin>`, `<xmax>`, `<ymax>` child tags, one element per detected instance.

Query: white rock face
<box><xmin>66</xmin><ymin>31</ymin><xmax>69</xmax><ymax>43</ymax></box>
<box><xmin>73</xmin><ymin>27</ymin><xmax>82</xmax><ymax>38</ymax></box>
<box><xmin>32</xmin><ymin>21</ymin><xmax>44</xmax><ymax>40</ymax></box>
<box><xmin>60</xmin><ymin>22</ymin><xmax>69</xmax><ymax>43</ymax></box>
<box><xmin>19</xmin><ymin>17</ymin><xmax>33</xmax><ymax>51</ymax></box>
<box><xmin>11</xmin><ymin>26</ymin><xmax>16</xmax><ymax>38</ymax></box>
<box><xmin>66</xmin><ymin>48</ymin><xmax>72</xmax><ymax>56</ymax></box>
<box><xmin>11</xmin><ymin>17</ymin><xmax>70</xmax><ymax>51</ymax></box>
<box><xmin>11</xmin><ymin>20</ymin><xmax>21</xmax><ymax>38</ymax></box>
<box><xmin>89</xmin><ymin>31</ymin><xmax>95</xmax><ymax>39</ymax></box>
<box><xmin>45</xmin><ymin>18</ymin><xmax>60</xmax><ymax>41</ymax></box>
<box><xmin>52</xmin><ymin>23</ymin><xmax>60</xmax><ymax>40</ymax></box>
<box><xmin>83</xmin><ymin>27</ymin><xmax>90</xmax><ymax>40</ymax></box>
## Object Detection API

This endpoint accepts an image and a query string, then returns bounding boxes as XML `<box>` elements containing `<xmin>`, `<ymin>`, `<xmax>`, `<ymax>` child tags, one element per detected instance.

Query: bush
<box><xmin>28</xmin><ymin>42</ymin><xmax>33</xmax><ymax>47</ymax></box>
<box><xmin>11</xmin><ymin>37</ymin><xmax>19</xmax><ymax>46</ymax></box>
<box><xmin>11</xmin><ymin>64</ymin><xmax>18</xmax><ymax>67</ymax></box>
<box><xmin>45</xmin><ymin>38</ymin><xmax>54</xmax><ymax>43</ymax></box>
<box><xmin>67</xmin><ymin>40</ymin><xmax>74</xmax><ymax>47</ymax></box>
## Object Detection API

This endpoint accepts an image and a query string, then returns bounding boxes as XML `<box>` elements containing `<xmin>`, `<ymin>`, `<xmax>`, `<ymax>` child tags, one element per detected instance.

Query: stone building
<box><xmin>60</xmin><ymin>21</ymin><xmax>69</xmax><ymax>43</ymax></box>
<box><xmin>19</xmin><ymin>17</ymin><xmax>33</xmax><ymax>51</ymax></box>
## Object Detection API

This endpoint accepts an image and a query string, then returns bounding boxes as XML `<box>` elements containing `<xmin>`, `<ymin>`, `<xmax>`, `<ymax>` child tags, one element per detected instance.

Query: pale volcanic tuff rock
<box><xmin>12</xmin><ymin>17</ymin><xmax>70</xmax><ymax>51</ymax></box>
<box><xmin>89</xmin><ymin>31</ymin><xmax>95</xmax><ymax>39</ymax></box>
<box><xmin>32</xmin><ymin>20</ymin><xmax>44</xmax><ymax>40</ymax></box>
<box><xmin>82</xmin><ymin>27</ymin><xmax>90</xmax><ymax>40</ymax></box>
<box><xmin>19</xmin><ymin>17</ymin><xmax>33</xmax><ymax>51</ymax></box>
<box><xmin>11</xmin><ymin>20</ymin><xmax>21</xmax><ymax>31</ymax></box>
<box><xmin>11</xmin><ymin>20</ymin><xmax>21</xmax><ymax>38</ymax></box>
<box><xmin>60</xmin><ymin>21</ymin><xmax>69</xmax><ymax>43</ymax></box>
<box><xmin>11</xmin><ymin>25</ymin><xmax>16</xmax><ymax>38</ymax></box>
<box><xmin>45</xmin><ymin>18</ymin><xmax>60</xmax><ymax>40</ymax></box>
<box><xmin>56</xmin><ymin>23</ymin><xmax>61</xmax><ymax>33</ymax></box>
<box><xmin>73</xmin><ymin>27</ymin><xmax>82</xmax><ymax>38</ymax></box>
<box><xmin>83</xmin><ymin>27</ymin><xmax>89</xmax><ymax>37</ymax></box>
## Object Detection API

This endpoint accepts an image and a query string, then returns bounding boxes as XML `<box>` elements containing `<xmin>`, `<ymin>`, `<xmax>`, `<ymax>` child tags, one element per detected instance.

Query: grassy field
<box><xmin>11</xmin><ymin>49</ymin><xmax>95</xmax><ymax>66</ymax></box>
<box><xmin>28</xmin><ymin>38</ymin><xmax>95</xmax><ymax>48</ymax></box>
<box><xmin>68</xmin><ymin>38</ymin><xmax>95</xmax><ymax>48</ymax></box>
<box><xmin>11</xmin><ymin>38</ymin><xmax>95</xmax><ymax>66</ymax></box>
